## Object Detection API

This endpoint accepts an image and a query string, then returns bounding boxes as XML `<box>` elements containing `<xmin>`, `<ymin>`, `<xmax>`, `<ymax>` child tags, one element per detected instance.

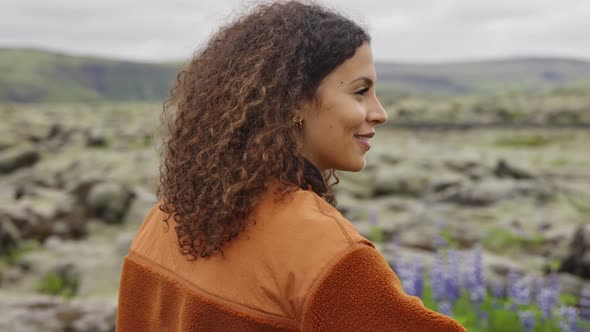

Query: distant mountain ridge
<box><xmin>374</xmin><ymin>56</ymin><xmax>590</xmax><ymax>96</ymax></box>
<box><xmin>0</xmin><ymin>48</ymin><xmax>179</xmax><ymax>103</ymax></box>
<box><xmin>1</xmin><ymin>47</ymin><xmax>589</xmax><ymax>103</ymax></box>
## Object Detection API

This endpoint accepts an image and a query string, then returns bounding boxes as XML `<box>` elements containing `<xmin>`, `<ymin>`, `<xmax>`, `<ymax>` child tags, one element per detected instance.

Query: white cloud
<box><xmin>1</xmin><ymin>0</ymin><xmax>588</xmax><ymax>63</ymax></box>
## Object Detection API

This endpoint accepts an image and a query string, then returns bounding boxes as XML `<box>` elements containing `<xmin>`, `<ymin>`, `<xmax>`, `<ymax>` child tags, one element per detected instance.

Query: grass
<box><xmin>37</xmin><ymin>271</ymin><xmax>79</xmax><ymax>298</ymax></box>
<box><xmin>560</xmin><ymin>192</ymin><xmax>590</xmax><ymax>215</ymax></box>
<box><xmin>481</xmin><ymin>227</ymin><xmax>545</xmax><ymax>256</ymax></box>
<box><xmin>0</xmin><ymin>239</ymin><xmax>40</xmax><ymax>268</ymax></box>
<box><xmin>417</xmin><ymin>278</ymin><xmax>589</xmax><ymax>332</ymax></box>
<box><xmin>493</xmin><ymin>135</ymin><xmax>554</xmax><ymax>148</ymax></box>
<box><xmin>0</xmin><ymin>240</ymin><xmax>80</xmax><ymax>299</ymax></box>
<box><xmin>368</xmin><ymin>225</ymin><xmax>385</xmax><ymax>244</ymax></box>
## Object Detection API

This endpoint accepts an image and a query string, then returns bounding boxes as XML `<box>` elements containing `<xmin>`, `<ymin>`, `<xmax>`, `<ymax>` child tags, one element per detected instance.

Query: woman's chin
<box><xmin>337</xmin><ymin>158</ymin><xmax>366</xmax><ymax>172</ymax></box>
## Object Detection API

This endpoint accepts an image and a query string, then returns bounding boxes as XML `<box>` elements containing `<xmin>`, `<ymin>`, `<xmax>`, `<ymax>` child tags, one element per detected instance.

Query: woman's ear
<box><xmin>296</xmin><ymin>100</ymin><xmax>313</xmax><ymax>119</ymax></box>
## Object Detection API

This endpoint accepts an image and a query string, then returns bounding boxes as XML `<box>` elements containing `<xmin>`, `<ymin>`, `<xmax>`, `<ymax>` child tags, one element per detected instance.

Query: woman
<box><xmin>117</xmin><ymin>1</ymin><xmax>467</xmax><ymax>331</ymax></box>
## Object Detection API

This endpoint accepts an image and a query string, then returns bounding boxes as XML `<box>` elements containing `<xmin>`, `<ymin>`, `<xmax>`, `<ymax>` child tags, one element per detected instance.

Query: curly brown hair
<box><xmin>157</xmin><ymin>0</ymin><xmax>370</xmax><ymax>260</ymax></box>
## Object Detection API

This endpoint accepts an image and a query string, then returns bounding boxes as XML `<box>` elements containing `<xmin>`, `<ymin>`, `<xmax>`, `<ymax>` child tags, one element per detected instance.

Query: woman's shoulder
<box><xmin>122</xmin><ymin>187</ymin><xmax>377</xmax><ymax>321</ymax></box>
<box><xmin>252</xmin><ymin>180</ymin><xmax>372</xmax><ymax>248</ymax></box>
<box><xmin>230</xmin><ymin>183</ymin><xmax>376</xmax><ymax>318</ymax></box>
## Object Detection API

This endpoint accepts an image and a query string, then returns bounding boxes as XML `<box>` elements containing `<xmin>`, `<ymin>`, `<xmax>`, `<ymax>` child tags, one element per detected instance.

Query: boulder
<box><xmin>0</xmin><ymin>295</ymin><xmax>64</xmax><ymax>332</ymax></box>
<box><xmin>425</xmin><ymin>173</ymin><xmax>465</xmax><ymax>194</ymax></box>
<box><xmin>86</xmin><ymin>182</ymin><xmax>134</xmax><ymax>225</ymax></box>
<box><xmin>375</xmin><ymin>150</ymin><xmax>404</xmax><ymax>166</ymax></box>
<box><xmin>333</xmin><ymin>172</ymin><xmax>374</xmax><ymax>199</ymax></box>
<box><xmin>494</xmin><ymin>159</ymin><xmax>535</xmax><ymax>180</ymax></box>
<box><xmin>0</xmin><ymin>294</ymin><xmax>116</xmax><ymax>332</ymax></box>
<box><xmin>443</xmin><ymin>159</ymin><xmax>492</xmax><ymax>181</ymax></box>
<box><xmin>0</xmin><ymin>219</ymin><xmax>20</xmax><ymax>257</ymax></box>
<box><xmin>116</xmin><ymin>232</ymin><xmax>135</xmax><ymax>257</ymax></box>
<box><xmin>373</xmin><ymin>166</ymin><xmax>430</xmax><ymax>198</ymax></box>
<box><xmin>433</xmin><ymin>179</ymin><xmax>513</xmax><ymax>206</ymax></box>
<box><xmin>559</xmin><ymin>223</ymin><xmax>590</xmax><ymax>279</ymax></box>
<box><xmin>430</xmin><ymin>178</ymin><xmax>552</xmax><ymax>207</ymax></box>
<box><xmin>121</xmin><ymin>186</ymin><xmax>157</xmax><ymax>226</ymax></box>
<box><xmin>85</xmin><ymin>128</ymin><xmax>108</xmax><ymax>147</ymax></box>
<box><xmin>63</xmin><ymin>298</ymin><xmax>117</xmax><ymax>332</ymax></box>
<box><xmin>332</xmin><ymin>192</ymin><xmax>365</xmax><ymax>222</ymax></box>
<box><xmin>12</xmin><ymin>187</ymin><xmax>85</xmax><ymax>241</ymax></box>
<box><xmin>22</xmin><ymin>117</ymin><xmax>59</xmax><ymax>143</ymax></box>
<box><xmin>0</xmin><ymin>145</ymin><xmax>40</xmax><ymax>174</ymax></box>
<box><xmin>9</xmin><ymin>151</ymin><xmax>80</xmax><ymax>190</ymax></box>
<box><xmin>0</xmin><ymin>128</ymin><xmax>19</xmax><ymax>151</ymax></box>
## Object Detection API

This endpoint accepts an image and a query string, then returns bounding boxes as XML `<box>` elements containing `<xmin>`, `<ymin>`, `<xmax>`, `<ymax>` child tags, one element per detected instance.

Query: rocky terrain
<box><xmin>0</xmin><ymin>100</ymin><xmax>589</xmax><ymax>330</ymax></box>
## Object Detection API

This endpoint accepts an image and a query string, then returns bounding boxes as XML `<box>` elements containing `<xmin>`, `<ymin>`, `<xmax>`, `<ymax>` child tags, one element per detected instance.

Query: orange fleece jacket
<box><xmin>117</xmin><ymin>181</ymin><xmax>467</xmax><ymax>331</ymax></box>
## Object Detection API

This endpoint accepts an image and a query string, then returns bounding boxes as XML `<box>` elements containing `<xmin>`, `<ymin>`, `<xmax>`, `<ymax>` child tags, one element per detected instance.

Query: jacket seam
<box><xmin>126</xmin><ymin>250</ymin><xmax>299</xmax><ymax>328</ymax></box>
<box><xmin>310</xmin><ymin>193</ymin><xmax>354</xmax><ymax>245</ymax></box>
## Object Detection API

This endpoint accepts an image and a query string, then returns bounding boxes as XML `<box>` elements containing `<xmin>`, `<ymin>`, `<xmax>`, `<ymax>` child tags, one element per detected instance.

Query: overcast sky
<box><xmin>1</xmin><ymin>0</ymin><xmax>589</xmax><ymax>63</ymax></box>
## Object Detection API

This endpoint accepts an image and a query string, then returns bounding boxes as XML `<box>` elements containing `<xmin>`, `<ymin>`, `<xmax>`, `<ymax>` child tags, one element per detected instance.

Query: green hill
<box><xmin>375</xmin><ymin>57</ymin><xmax>590</xmax><ymax>96</ymax></box>
<box><xmin>0</xmin><ymin>48</ymin><xmax>179</xmax><ymax>102</ymax></box>
<box><xmin>1</xmin><ymin>47</ymin><xmax>590</xmax><ymax>103</ymax></box>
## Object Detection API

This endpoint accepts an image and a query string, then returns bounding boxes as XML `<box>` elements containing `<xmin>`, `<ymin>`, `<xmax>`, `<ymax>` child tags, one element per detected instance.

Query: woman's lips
<box><xmin>354</xmin><ymin>136</ymin><xmax>371</xmax><ymax>151</ymax></box>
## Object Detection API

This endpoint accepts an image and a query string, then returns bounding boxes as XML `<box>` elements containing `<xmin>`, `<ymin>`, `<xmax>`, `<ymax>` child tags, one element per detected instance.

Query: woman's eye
<box><xmin>356</xmin><ymin>87</ymin><xmax>369</xmax><ymax>96</ymax></box>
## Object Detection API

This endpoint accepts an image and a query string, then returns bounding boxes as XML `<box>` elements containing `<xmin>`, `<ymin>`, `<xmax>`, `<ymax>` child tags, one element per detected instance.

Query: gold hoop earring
<box><xmin>292</xmin><ymin>116</ymin><xmax>303</xmax><ymax>128</ymax></box>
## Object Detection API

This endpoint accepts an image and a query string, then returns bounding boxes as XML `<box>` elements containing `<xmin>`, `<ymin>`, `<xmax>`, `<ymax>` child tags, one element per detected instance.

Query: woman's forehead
<box><xmin>324</xmin><ymin>44</ymin><xmax>376</xmax><ymax>85</ymax></box>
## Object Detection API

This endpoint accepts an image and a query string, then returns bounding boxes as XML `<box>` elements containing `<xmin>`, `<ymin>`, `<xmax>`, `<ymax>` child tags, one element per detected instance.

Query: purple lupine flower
<box><xmin>506</xmin><ymin>271</ymin><xmax>532</xmax><ymax>311</ymax></box>
<box><xmin>537</xmin><ymin>287</ymin><xmax>555</xmax><ymax>320</ymax></box>
<box><xmin>559</xmin><ymin>306</ymin><xmax>579</xmax><ymax>332</ymax></box>
<box><xmin>532</xmin><ymin>276</ymin><xmax>543</xmax><ymax>301</ymax></box>
<box><xmin>395</xmin><ymin>257</ymin><xmax>414</xmax><ymax>294</ymax></box>
<box><xmin>491</xmin><ymin>280</ymin><xmax>504</xmax><ymax>310</ymax></box>
<box><xmin>547</xmin><ymin>272</ymin><xmax>561</xmax><ymax>314</ymax></box>
<box><xmin>389</xmin><ymin>235</ymin><xmax>400</xmax><ymax>255</ymax></box>
<box><xmin>518</xmin><ymin>310</ymin><xmax>535</xmax><ymax>332</ymax></box>
<box><xmin>477</xmin><ymin>311</ymin><xmax>489</xmax><ymax>330</ymax></box>
<box><xmin>431</xmin><ymin>250</ymin><xmax>446</xmax><ymax>302</ymax></box>
<box><xmin>438</xmin><ymin>301</ymin><xmax>452</xmax><ymax>317</ymax></box>
<box><xmin>397</xmin><ymin>257</ymin><xmax>424</xmax><ymax>298</ymax></box>
<box><xmin>507</xmin><ymin>270</ymin><xmax>520</xmax><ymax>299</ymax></box>
<box><xmin>492</xmin><ymin>280</ymin><xmax>505</xmax><ymax>298</ymax></box>
<box><xmin>473</xmin><ymin>245</ymin><xmax>485</xmax><ymax>285</ymax></box>
<box><xmin>459</xmin><ymin>250</ymin><xmax>470</xmax><ymax>291</ymax></box>
<box><xmin>397</xmin><ymin>256</ymin><xmax>425</xmax><ymax>298</ymax></box>
<box><xmin>393</xmin><ymin>255</ymin><xmax>405</xmax><ymax>276</ymax></box>
<box><xmin>433</xmin><ymin>219</ymin><xmax>448</xmax><ymax>248</ymax></box>
<box><xmin>368</xmin><ymin>207</ymin><xmax>378</xmax><ymax>226</ymax></box>
<box><xmin>580</xmin><ymin>287</ymin><xmax>590</xmax><ymax>322</ymax></box>
<box><xmin>413</xmin><ymin>257</ymin><xmax>424</xmax><ymax>298</ymax></box>
<box><xmin>549</xmin><ymin>272</ymin><xmax>560</xmax><ymax>299</ymax></box>
<box><xmin>465</xmin><ymin>245</ymin><xmax>486</xmax><ymax>305</ymax></box>
<box><xmin>513</xmin><ymin>277</ymin><xmax>531</xmax><ymax>306</ymax></box>
<box><xmin>445</xmin><ymin>249</ymin><xmax>461</xmax><ymax>303</ymax></box>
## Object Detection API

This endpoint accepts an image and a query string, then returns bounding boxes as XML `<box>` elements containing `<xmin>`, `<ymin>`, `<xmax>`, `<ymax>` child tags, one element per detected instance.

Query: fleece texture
<box><xmin>116</xmin><ymin>180</ymin><xmax>467</xmax><ymax>331</ymax></box>
<box><xmin>117</xmin><ymin>253</ymin><xmax>296</xmax><ymax>331</ymax></box>
<box><xmin>301</xmin><ymin>244</ymin><xmax>467</xmax><ymax>331</ymax></box>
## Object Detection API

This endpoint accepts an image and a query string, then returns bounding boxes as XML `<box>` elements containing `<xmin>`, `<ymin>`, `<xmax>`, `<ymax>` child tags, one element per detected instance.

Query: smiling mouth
<box><xmin>354</xmin><ymin>132</ymin><xmax>375</xmax><ymax>139</ymax></box>
<box><xmin>354</xmin><ymin>136</ymin><xmax>372</xmax><ymax>150</ymax></box>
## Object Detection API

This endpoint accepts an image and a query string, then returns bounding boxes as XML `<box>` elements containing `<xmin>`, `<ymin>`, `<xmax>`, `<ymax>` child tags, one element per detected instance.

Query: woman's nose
<box><xmin>368</xmin><ymin>96</ymin><xmax>388</xmax><ymax>125</ymax></box>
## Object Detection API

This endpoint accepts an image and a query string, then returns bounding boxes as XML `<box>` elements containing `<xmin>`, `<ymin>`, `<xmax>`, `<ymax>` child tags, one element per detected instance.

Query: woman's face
<box><xmin>298</xmin><ymin>42</ymin><xmax>388</xmax><ymax>173</ymax></box>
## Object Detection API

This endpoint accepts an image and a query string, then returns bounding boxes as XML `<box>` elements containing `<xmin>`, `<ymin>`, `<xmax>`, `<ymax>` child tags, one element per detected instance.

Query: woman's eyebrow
<box><xmin>349</xmin><ymin>76</ymin><xmax>374</xmax><ymax>87</ymax></box>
